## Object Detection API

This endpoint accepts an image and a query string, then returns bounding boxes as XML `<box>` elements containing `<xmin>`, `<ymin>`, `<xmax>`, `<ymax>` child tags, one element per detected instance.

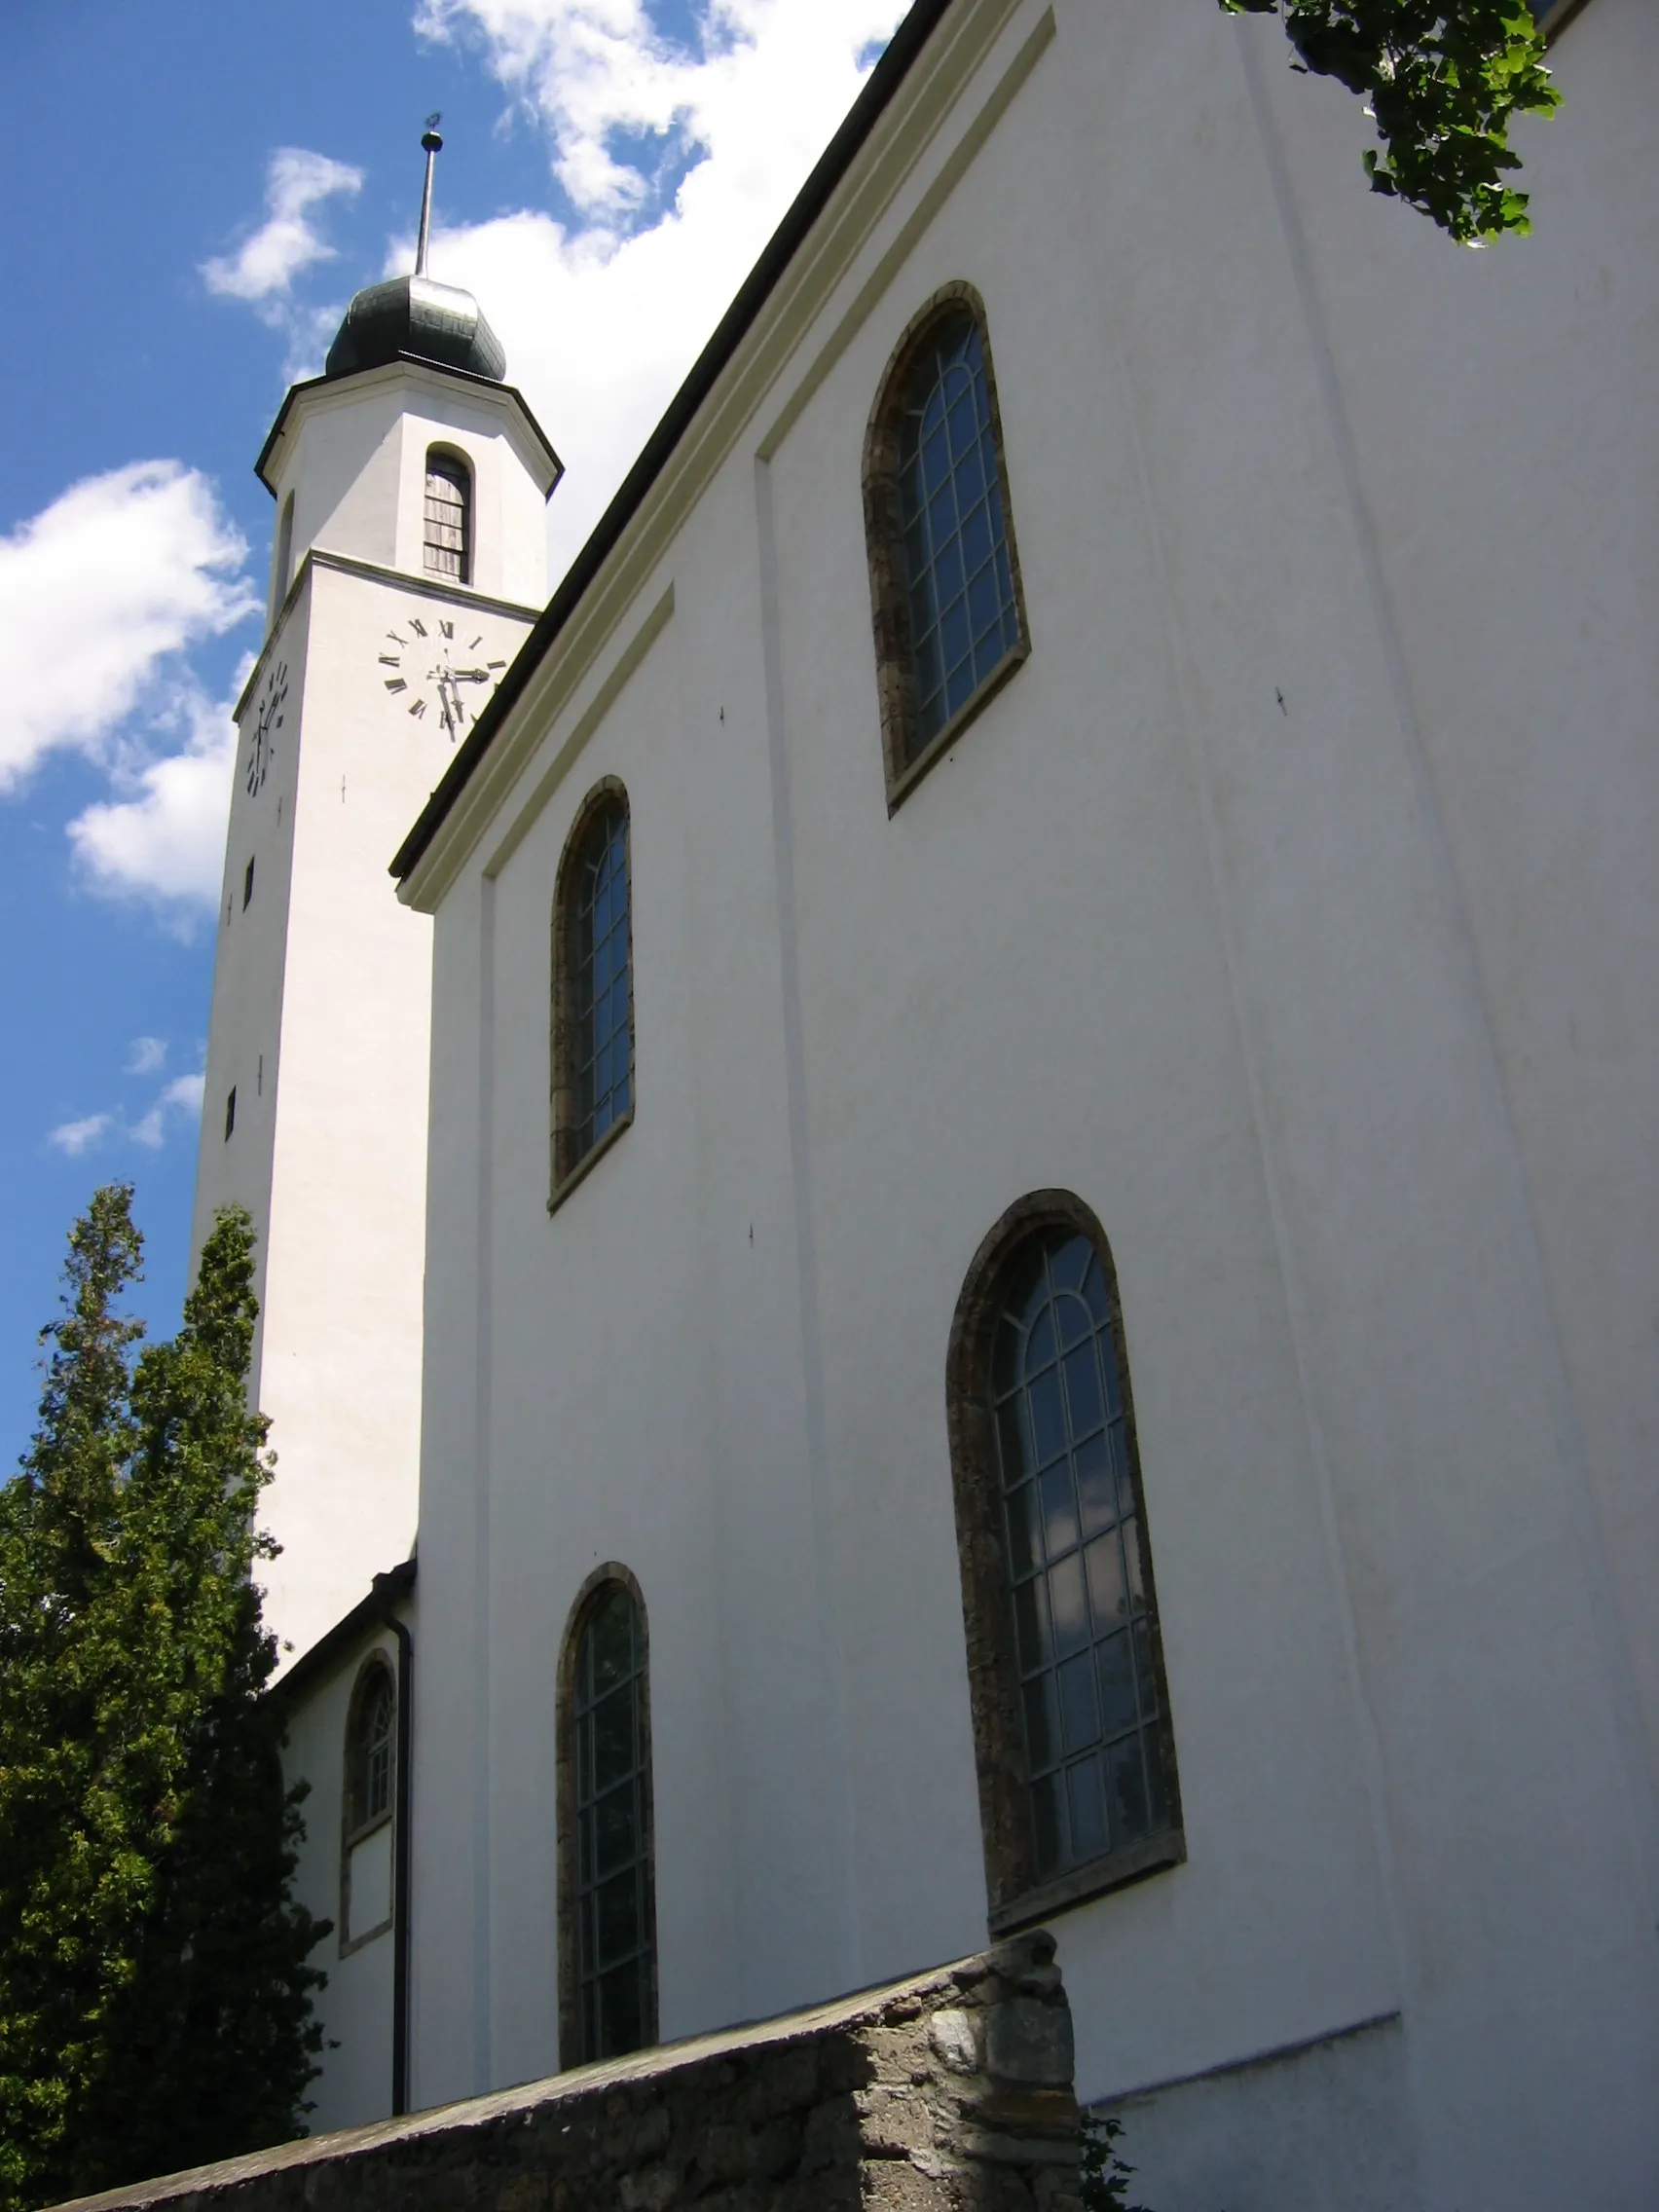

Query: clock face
<box><xmin>378</xmin><ymin>613</ymin><xmax>509</xmax><ymax>743</ymax></box>
<box><xmin>246</xmin><ymin>660</ymin><xmax>287</xmax><ymax>794</ymax></box>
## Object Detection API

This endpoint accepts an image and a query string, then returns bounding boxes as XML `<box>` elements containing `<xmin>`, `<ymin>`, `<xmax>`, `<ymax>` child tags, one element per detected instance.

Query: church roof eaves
<box><xmin>389</xmin><ymin>0</ymin><xmax>960</xmax><ymax>889</ymax></box>
<box><xmin>256</xmin><ymin>354</ymin><xmax>563</xmax><ymax>498</ymax></box>
<box><xmin>268</xmin><ymin>1557</ymin><xmax>417</xmax><ymax>1708</ymax></box>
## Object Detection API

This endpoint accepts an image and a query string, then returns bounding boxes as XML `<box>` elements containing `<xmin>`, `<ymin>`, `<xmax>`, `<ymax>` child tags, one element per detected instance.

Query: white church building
<box><xmin>190</xmin><ymin>1</ymin><xmax>1659</xmax><ymax>2205</ymax></box>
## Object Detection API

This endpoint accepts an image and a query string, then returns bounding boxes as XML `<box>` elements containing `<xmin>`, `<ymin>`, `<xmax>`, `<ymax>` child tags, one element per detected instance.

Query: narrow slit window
<box><xmin>424</xmin><ymin>450</ymin><xmax>471</xmax><ymax>583</ymax></box>
<box><xmin>224</xmin><ymin>1087</ymin><xmax>237</xmax><ymax>1141</ymax></box>
<box><xmin>243</xmin><ymin>856</ymin><xmax>255</xmax><ymax>909</ymax></box>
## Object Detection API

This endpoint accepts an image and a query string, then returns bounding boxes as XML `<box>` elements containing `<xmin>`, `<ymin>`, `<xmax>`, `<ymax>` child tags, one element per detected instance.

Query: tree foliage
<box><xmin>0</xmin><ymin>1189</ymin><xmax>326</xmax><ymax>2212</ymax></box>
<box><xmin>1078</xmin><ymin>2111</ymin><xmax>1151</xmax><ymax>2212</ymax></box>
<box><xmin>1221</xmin><ymin>1</ymin><xmax>1561</xmax><ymax>242</ymax></box>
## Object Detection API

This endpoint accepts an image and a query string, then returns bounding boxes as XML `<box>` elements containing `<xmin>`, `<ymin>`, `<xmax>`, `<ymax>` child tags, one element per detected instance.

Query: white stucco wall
<box><xmin>276</xmin><ymin>1605</ymin><xmax>412</xmax><ymax>2136</ymax></box>
<box><xmin>401</xmin><ymin>0</ymin><xmax>1657</xmax><ymax>2204</ymax></box>
<box><xmin>193</xmin><ymin>364</ymin><xmax>546</xmax><ymax>1662</ymax></box>
<box><xmin>263</xmin><ymin>364</ymin><xmax>556</xmax><ymax>609</ymax></box>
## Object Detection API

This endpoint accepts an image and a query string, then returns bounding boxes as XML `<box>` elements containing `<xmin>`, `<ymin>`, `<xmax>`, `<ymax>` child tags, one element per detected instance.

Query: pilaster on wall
<box><xmin>49</xmin><ymin>1934</ymin><xmax>1082</xmax><ymax>2212</ymax></box>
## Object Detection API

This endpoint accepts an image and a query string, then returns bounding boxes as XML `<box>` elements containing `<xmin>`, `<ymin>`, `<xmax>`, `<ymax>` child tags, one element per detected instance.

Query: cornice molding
<box><xmin>233</xmin><ymin>549</ymin><xmax>542</xmax><ymax>723</ymax></box>
<box><xmin>256</xmin><ymin>354</ymin><xmax>563</xmax><ymax>498</ymax></box>
<box><xmin>395</xmin><ymin>0</ymin><xmax>1053</xmax><ymax>912</ymax></box>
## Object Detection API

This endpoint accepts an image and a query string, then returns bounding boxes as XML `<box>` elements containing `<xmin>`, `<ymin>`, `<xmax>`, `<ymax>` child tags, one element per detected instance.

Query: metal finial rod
<box><xmin>416</xmin><ymin>115</ymin><xmax>443</xmax><ymax>276</ymax></box>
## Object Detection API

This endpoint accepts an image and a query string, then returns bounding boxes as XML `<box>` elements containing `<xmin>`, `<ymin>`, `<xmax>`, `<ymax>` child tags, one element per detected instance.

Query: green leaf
<box><xmin>1220</xmin><ymin>0</ymin><xmax>1561</xmax><ymax>242</ymax></box>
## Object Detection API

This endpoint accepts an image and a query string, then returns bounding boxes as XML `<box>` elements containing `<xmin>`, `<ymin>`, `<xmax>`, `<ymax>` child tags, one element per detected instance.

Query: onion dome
<box><xmin>324</xmin><ymin>119</ymin><xmax>506</xmax><ymax>385</ymax></box>
<box><xmin>325</xmin><ymin>274</ymin><xmax>506</xmax><ymax>383</ymax></box>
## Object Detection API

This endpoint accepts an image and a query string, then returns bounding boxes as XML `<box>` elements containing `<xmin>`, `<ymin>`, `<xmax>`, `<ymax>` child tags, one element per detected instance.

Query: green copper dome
<box><xmin>324</xmin><ymin>274</ymin><xmax>506</xmax><ymax>384</ymax></box>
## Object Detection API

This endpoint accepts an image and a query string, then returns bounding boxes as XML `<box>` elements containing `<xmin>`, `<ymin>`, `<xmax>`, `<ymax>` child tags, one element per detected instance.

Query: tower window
<box><xmin>224</xmin><ymin>1088</ymin><xmax>237</xmax><ymax>1142</ymax></box>
<box><xmin>242</xmin><ymin>856</ymin><xmax>255</xmax><ymax>910</ymax></box>
<box><xmin>551</xmin><ymin>779</ymin><xmax>634</xmax><ymax>1202</ymax></box>
<box><xmin>559</xmin><ymin>1571</ymin><xmax>656</xmax><ymax>2066</ymax></box>
<box><xmin>946</xmin><ymin>1193</ymin><xmax>1182</xmax><ymax>1931</ymax></box>
<box><xmin>863</xmin><ymin>284</ymin><xmax>1028</xmax><ymax>810</ymax></box>
<box><xmin>424</xmin><ymin>449</ymin><xmax>471</xmax><ymax>583</ymax></box>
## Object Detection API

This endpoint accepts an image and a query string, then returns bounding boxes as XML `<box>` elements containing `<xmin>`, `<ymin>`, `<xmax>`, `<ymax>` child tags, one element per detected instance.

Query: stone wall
<box><xmin>56</xmin><ymin>1933</ymin><xmax>1079</xmax><ymax>2212</ymax></box>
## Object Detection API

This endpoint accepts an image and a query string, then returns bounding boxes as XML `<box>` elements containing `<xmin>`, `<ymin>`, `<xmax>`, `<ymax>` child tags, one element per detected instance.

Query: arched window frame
<box><xmin>424</xmin><ymin>444</ymin><xmax>473</xmax><ymax>585</ymax></box>
<box><xmin>549</xmin><ymin>776</ymin><xmax>635</xmax><ymax>1209</ymax></box>
<box><xmin>340</xmin><ymin>1651</ymin><xmax>397</xmax><ymax>1954</ymax></box>
<box><xmin>555</xmin><ymin>1564</ymin><xmax>658</xmax><ymax>2070</ymax></box>
<box><xmin>945</xmin><ymin>1190</ymin><xmax>1183</xmax><ymax>1935</ymax></box>
<box><xmin>863</xmin><ymin>281</ymin><xmax>1030</xmax><ymax>815</ymax></box>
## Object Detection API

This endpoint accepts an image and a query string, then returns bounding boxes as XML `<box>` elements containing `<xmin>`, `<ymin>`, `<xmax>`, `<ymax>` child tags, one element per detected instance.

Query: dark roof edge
<box><xmin>390</xmin><ymin>0</ymin><xmax>957</xmax><ymax>886</ymax></box>
<box><xmin>269</xmin><ymin>1557</ymin><xmax>417</xmax><ymax>1710</ymax></box>
<box><xmin>256</xmin><ymin>357</ymin><xmax>563</xmax><ymax>497</ymax></box>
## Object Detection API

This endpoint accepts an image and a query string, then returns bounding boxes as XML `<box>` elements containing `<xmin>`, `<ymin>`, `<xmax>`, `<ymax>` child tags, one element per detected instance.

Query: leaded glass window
<box><xmin>571</xmin><ymin>1585</ymin><xmax>653</xmax><ymax>2064</ymax></box>
<box><xmin>991</xmin><ymin>1230</ymin><xmax>1166</xmax><ymax>1882</ymax></box>
<box><xmin>424</xmin><ymin>450</ymin><xmax>470</xmax><ymax>582</ymax></box>
<box><xmin>895</xmin><ymin>311</ymin><xmax>1021</xmax><ymax>757</ymax></box>
<box><xmin>347</xmin><ymin>1664</ymin><xmax>395</xmax><ymax>1834</ymax></box>
<box><xmin>572</xmin><ymin>800</ymin><xmax>632</xmax><ymax>1162</ymax></box>
<box><xmin>364</xmin><ymin>1677</ymin><xmax>392</xmax><ymax>1823</ymax></box>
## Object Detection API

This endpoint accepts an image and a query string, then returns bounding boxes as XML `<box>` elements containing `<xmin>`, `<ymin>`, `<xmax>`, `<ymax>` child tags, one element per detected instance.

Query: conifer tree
<box><xmin>0</xmin><ymin>1189</ymin><xmax>326</xmax><ymax>2212</ymax></box>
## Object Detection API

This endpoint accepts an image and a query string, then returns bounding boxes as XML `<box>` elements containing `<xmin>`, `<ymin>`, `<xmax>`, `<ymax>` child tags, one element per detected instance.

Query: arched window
<box><xmin>424</xmin><ymin>447</ymin><xmax>471</xmax><ymax>583</ymax></box>
<box><xmin>946</xmin><ymin>1194</ymin><xmax>1182</xmax><ymax>1932</ymax></box>
<box><xmin>550</xmin><ymin>779</ymin><xmax>634</xmax><ymax>1202</ymax></box>
<box><xmin>864</xmin><ymin>283</ymin><xmax>1028</xmax><ymax>810</ymax></box>
<box><xmin>342</xmin><ymin>1655</ymin><xmax>396</xmax><ymax>1949</ymax></box>
<box><xmin>557</xmin><ymin>1569</ymin><xmax>656</xmax><ymax>2067</ymax></box>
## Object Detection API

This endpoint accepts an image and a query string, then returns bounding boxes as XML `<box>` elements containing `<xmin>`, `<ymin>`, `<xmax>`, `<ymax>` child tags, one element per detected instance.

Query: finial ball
<box><xmin>422</xmin><ymin>113</ymin><xmax>443</xmax><ymax>154</ymax></box>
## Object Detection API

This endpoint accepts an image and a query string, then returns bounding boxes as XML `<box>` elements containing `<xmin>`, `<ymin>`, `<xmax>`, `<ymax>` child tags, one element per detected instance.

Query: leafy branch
<box><xmin>1221</xmin><ymin>2</ymin><xmax>1560</xmax><ymax>242</ymax></box>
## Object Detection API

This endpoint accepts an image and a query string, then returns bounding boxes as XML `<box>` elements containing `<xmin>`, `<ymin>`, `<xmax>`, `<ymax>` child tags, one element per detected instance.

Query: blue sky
<box><xmin>0</xmin><ymin>0</ymin><xmax>904</xmax><ymax>1470</ymax></box>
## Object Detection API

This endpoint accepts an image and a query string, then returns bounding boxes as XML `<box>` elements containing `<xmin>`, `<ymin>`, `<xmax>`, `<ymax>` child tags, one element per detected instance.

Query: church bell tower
<box><xmin>191</xmin><ymin>128</ymin><xmax>560</xmax><ymax>1662</ymax></box>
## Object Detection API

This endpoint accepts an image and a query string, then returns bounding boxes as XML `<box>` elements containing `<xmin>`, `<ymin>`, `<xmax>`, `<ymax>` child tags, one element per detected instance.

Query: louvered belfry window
<box><xmin>571</xmin><ymin>1583</ymin><xmax>654</xmax><ymax>2064</ymax></box>
<box><xmin>424</xmin><ymin>450</ymin><xmax>470</xmax><ymax>582</ymax></box>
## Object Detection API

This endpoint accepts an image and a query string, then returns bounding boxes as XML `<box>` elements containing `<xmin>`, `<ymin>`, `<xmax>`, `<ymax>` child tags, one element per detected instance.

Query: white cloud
<box><xmin>130</xmin><ymin>1073</ymin><xmax>206</xmax><ymax>1150</ymax></box>
<box><xmin>0</xmin><ymin>461</ymin><xmax>257</xmax><ymax>793</ymax></box>
<box><xmin>47</xmin><ymin>1071</ymin><xmax>205</xmax><ymax>1161</ymax></box>
<box><xmin>67</xmin><ymin>667</ymin><xmax>250</xmax><ymax>921</ymax></box>
<box><xmin>126</xmin><ymin>1037</ymin><xmax>167</xmax><ymax>1076</ymax></box>
<box><xmin>409</xmin><ymin>0</ymin><xmax>906</xmax><ymax>573</ymax></box>
<box><xmin>49</xmin><ymin>1112</ymin><xmax>116</xmax><ymax>1158</ymax></box>
<box><xmin>203</xmin><ymin>148</ymin><xmax>365</xmax><ymax>306</ymax></box>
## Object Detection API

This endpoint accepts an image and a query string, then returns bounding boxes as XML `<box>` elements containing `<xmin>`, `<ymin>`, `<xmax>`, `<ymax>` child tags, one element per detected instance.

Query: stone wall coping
<box><xmin>52</xmin><ymin>1933</ymin><xmax>1063</xmax><ymax>2212</ymax></box>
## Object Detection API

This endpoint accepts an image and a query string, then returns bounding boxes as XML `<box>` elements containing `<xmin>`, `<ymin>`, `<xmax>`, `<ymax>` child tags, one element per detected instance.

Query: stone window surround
<box><xmin>945</xmin><ymin>1188</ymin><xmax>1184</xmax><ymax>1936</ymax></box>
<box><xmin>340</xmin><ymin>1648</ymin><xmax>397</xmax><ymax>1957</ymax></box>
<box><xmin>862</xmin><ymin>278</ymin><xmax>1031</xmax><ymax>817</ymax></box>
<box><xmin>555</xmin><ymin>1561</ymin><xmax>659</xmax><ymax>2071</ymax></box>
<box><xmin>548</xmin><ymin>775</ymin><xmax>637</xmax><ymax>1215</ymax></box>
